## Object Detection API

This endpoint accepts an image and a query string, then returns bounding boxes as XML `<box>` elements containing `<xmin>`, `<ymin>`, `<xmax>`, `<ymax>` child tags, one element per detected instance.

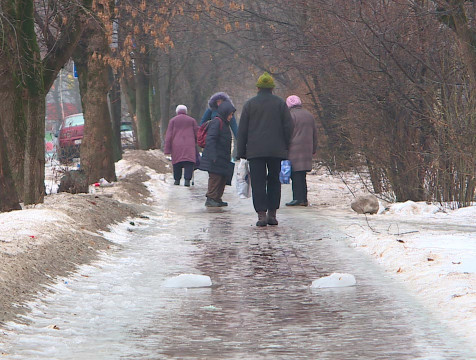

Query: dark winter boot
<box><xmin>174</xmin><ymin>180</ymin><xmax>180</xmax><ymax>185</ymax></box>
<box><xmin>205</xmin><ymin>197</ymin><xmax>222</xmax><ymax>207</ymax></box>
<box><xmin>256</xmin><ymin>211</ymin><xmax>268</xmax><ymax>227</ymax></box>
<box><xmin>184</xmin><ymin>179</ymin><xmax>191</xmax><ymax>187</ymax></box>
<box><xmin>218</xmin><ymin>199</ymin><xmax>228</xmax><ymax>207</ymax></box>
<box><xmin>267</xmin><ymin>209</ymin><xmax>278</xmax><ymax>226</ymax></box>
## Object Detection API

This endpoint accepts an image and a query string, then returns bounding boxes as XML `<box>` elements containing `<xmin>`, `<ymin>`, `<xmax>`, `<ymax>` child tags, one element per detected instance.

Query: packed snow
<box><xmin>310</xmin><ymin>273</ymin><xmax>356</xmax><ymax>288</ymax></box>
<box><xmin>163</xmin><ymin>274</ymin><xmax>213</xmax><ymax>288</ymax></box>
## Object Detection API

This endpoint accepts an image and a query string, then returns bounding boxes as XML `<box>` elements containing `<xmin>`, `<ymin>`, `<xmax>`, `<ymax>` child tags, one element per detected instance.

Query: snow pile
<box><xmin>163</xmin><ymin>274</ymin><xmax>212</xmax><ymax>288</ymax></box>
<box><xmin>386</xmin><ymin>200</ymin><xmax>440</xmax><ymax>215</ymax></box>
<box><xmin>311</xmin><ymin>273</ymin><xmax>356</xmax><ymax>288</ymax></box>
<box><xmin>0</xmin><ymin>209</ymin><xmax>73</xmax><ymax>244</ymax></box>
<box><xmin>454</xmin><ymin>206</ymin><xmax>476</xmax><ymax>216</ymax></box>
<box><xmin>115</xmin><ymin>159</ymin><xmax>144</xmax><ymax>179</ymax></box>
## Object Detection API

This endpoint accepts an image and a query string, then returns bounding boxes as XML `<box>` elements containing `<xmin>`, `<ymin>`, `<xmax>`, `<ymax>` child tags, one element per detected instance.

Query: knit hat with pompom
<box><xmin>256</xmin><ymin>72</ymin><xmax>276</xmax><ymax>89</ymax></box>
<box><xmin>286</xmin><ymin>95</ymin><xmax>302</xmax><ymax>108</ymax></box>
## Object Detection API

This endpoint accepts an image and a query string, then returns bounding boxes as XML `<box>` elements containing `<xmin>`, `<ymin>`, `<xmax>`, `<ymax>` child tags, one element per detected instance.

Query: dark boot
<box><xmin>174</xmin><ymin>180</ymin><xmax>180</xmax><ymax>185</ymax></box>
<box><xmin>256</xmin><ymin>211</ymin><xmax>267</xmax><ymax>227</ymax></box>
<box><xmin>218</xmin><ymin>199</ymin><xmax>228</xmax><ymax>207</ymax></box>
<box><xmin>184</xmin><ymin>179</ymin><xmax>190</xmax><ymax>187</ymax></box>
<box><xmin>267</xmin><ymin>209</ymin><xmax>278</xmax><ymax>225</ymax></box>
<box><xmin>286</xmin><ymin>200</ymin><xmax>308</xmax><ymax>206</ymax></box>
<box><xmin>205</xmin><ymin>198</ymin><xmax>221</xmax><ymax>207</ymax></box>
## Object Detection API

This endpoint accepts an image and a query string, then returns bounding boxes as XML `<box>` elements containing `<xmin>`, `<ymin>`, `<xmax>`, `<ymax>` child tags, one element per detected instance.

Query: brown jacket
<box><xmin>288</xmin><ymin>106</ymin><xmax>318</xmax><ymax>172</ymax></box>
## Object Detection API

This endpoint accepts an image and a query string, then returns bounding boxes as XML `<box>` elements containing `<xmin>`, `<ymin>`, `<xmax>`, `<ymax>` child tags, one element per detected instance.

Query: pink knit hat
<box><xmin>286</xmin><ymin>95</ymin><xmax>302</xmax><ymax>108</ymax></box>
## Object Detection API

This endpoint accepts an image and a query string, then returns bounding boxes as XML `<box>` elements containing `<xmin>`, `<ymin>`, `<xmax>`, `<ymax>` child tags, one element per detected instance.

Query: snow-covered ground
<box><xmin>305</xmin><ymin>168</ymin><xmax>476</xmax><ymax>351</ymax></box>
<box><xmin>1</xmin><ymin>150</ymin><xmax>475</xmax><ymax>352</ymax></box>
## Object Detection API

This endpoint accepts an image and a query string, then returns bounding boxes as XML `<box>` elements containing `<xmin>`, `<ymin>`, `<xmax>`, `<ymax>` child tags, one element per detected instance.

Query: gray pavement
<box><xmin>2</xmin><ymin>172</ymin><xmax>475</xmax><ymax>359</ymax></box>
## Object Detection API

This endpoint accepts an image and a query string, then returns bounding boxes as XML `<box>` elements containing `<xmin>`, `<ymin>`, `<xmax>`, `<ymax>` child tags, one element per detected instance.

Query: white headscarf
<box><xmin>176</xmin><ymin>105</ymin><xmax>188</xmax><ymax>114</ymax></box>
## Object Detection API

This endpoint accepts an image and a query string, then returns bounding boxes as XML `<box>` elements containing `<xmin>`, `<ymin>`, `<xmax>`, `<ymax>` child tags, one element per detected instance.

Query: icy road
<box><xmin>1</xmin><ymin>173</ymin><xmax>474</xmax><ymax>359</ymax></box>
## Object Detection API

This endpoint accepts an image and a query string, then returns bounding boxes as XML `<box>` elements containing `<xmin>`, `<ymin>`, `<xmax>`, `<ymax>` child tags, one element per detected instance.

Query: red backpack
<box><xmin>197</xmin><ymin>117</ymin><xmax>223</xmax><ymax>148</ymax></box>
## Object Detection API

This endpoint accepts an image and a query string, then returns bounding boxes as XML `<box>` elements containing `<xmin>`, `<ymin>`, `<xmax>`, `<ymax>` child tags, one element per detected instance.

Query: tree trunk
<box><xmin>366</xmin><ymin>158</ymin><xmax>382</xmax><ymax>194</ymax></box>
<box><xmin>17</xmin><ymin>0</ymin><xmax>46</xmax><ymax>205</ymax></box>
<box><xmin>159</xmin><ymin>55</ymin><xmax>173</xmax><ymax>147</ymax></box>
<box><xmin>120</xmin><ymin>75</ymin><xmax>136</xmax><ymax>117</ymax></box>
<box><xmin>0</xmin><ymin>128</ymin><xmax>21</xmax><ymax>212</ymax></box>
<box><xmin>120</xmin><ymin>75</ymin><xmax>139</xmax><ymax>149</ymax></box>
<box><xmin>74</xmin><ymin>24</ymin><xmax>116</xmax><ymax>185</ymax></box>
<box><xmin>109</xmin><ymin>71</ymin><xmax>122</xmax><ymax>161</ymax></box>
<box><xmin>23</xmin><ymin>94</ymin><xmax>46</xmax><ymax>205</ymax></box>
<box><xmin>135</xmin><ymin>54</ymin><xmax>154</xmax><ymax>150</ymax></box>
<box><xmin>0</xmin><ymin>77</ymin><xmax>26</xmax><ymax>200</ymax></box>
<box><xmin>311</xmin><ymin>75</ymin><xmax>353</xmax><ymax>169</ymax></box>
<box><xmin>150</xmin><ymin>59</ymin><xmax>162</xmax><ymax>149</ymax></box>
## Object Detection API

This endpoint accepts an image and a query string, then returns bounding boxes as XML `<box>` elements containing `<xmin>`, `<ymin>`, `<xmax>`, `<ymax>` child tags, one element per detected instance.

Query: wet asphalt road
<box><xmin>2</xmin><ymin>173</ymin><xmax>475</xmax><ymax>359</ymax></box>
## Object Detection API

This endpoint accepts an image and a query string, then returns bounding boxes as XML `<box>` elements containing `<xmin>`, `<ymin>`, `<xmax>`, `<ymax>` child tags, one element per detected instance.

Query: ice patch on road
<box><xmin>163</xmin><ymin>274</ymin><xmax>212</xmax><ymax>288</ymax></box>
<box><xmin>311</xmin><ymin>273</ymin><xmax>356</xmax><ymax>288</ymax></box>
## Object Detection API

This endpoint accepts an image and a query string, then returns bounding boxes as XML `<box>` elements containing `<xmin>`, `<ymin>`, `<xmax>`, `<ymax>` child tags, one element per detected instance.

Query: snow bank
<box><xmin>454</xmin><ymin>205</ymin><xmax>476</xmax><ymax>216</ymax></box>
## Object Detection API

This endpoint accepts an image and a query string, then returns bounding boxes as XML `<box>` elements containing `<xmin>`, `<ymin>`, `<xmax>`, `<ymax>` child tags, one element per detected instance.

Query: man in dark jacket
<box><xmin>199</xmin><ymin>101</ymin><xmax>236</xmax><ymax>207</ymax></box>
<box><xmin>237</xmin><ymin>72</ymin><xmax>293</xmax><ymax>226</ymax></box>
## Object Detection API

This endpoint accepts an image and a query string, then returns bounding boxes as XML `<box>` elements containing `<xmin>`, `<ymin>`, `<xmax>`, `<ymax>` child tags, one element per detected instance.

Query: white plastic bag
<box><xmin>236</xmin><ymin>159</ymin><xmax>251</xmax><ymax>198</ymax></box>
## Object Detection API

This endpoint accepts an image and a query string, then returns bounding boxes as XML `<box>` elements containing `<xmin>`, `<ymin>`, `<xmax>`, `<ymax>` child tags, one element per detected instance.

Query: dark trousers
<box><xmin>291</xmin><ymin>171</ymin><xmax>308</xmax><ymax>202</ymax></box>
<box><xmin>206</xmin><ymin>172</ymin><xmax>227</xmax><ymax>200</ymax></box>
<box><xmin>249</xmin><ymin>157</ymin><xmax>282</xmax><ymax>212</ymax></box>
<box><xmin>173</xmin><ymin>161</ymin><xmax>194</xmax><ymax>181</ymax></box>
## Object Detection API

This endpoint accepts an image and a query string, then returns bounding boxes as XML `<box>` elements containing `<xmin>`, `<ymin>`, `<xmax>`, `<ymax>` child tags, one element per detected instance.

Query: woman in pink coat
<box><xmin>164</xmin><ymin>105</ymin><xmax>199</xmax><ymax>186</ymax></box>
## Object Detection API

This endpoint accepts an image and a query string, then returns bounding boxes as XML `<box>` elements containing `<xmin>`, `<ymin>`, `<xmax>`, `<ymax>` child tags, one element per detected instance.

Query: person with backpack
<box><xmin>164</xmin><ymin>105</ymin><xmax>199</xmax><ymax>187</ymax></box>
<box><xmin>237</xmin><ymin>72</ymin><xmax>293</xmax><ymax>226</ymax></box>
<box><xmin>199</xmin><ymin>101</ymin><xmax>236</xmax><ymax>207</ymax></box>
<box><xmin>285</xmin><ymin>95</ymin><xmax>318</xmax><ymax>206</ymax></box>
<box><xmin>200</xmin><ymin>92</ymin><xmax>238</xmax><ymax>138</ymax></box>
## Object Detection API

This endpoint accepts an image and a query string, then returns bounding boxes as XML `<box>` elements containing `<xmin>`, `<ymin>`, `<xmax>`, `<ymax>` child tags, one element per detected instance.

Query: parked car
<box><xmin>120</xmin><ymin>121</ymin><xmax>136</xmax><ymax>149</ymax></box>
<box><xmin>57</xmin><ymin>113</ymin><xmax>84</xmax><ymax>163</ymax></box>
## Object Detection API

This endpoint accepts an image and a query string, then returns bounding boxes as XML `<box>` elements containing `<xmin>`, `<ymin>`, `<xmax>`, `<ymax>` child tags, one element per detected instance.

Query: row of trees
<box><xmin>0</xmin><ymin>0</ymin><xmax>255</xmax><ymax>212</ymax></box>
<box><xmin>2</xmin><ymin>0</ymin><xmax>476</xmax><ymax>211</ymax></box>
<box><xmin>1</xmin><ymin>0</ymin><xmax>92</xmax><ymax>211</ymax></box>
<box><xmin>220</xmin><ymin>0</ymin><xmax>476</xmax><ymax>206</ymax></box>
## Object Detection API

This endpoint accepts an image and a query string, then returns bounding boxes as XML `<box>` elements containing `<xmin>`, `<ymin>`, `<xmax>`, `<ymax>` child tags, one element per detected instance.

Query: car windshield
<box><xmin>64</xmin><ymin>114</ymin><xmax>84</xmax><ymax>128</ymax></box>
<box><xmin>120</xmin><ymin>123</ymin><xmax>133</xmax><ymax>132</ymax></box>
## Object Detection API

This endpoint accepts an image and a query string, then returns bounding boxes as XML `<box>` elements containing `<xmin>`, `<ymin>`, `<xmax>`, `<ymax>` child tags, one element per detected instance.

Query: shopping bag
<box><xmin>226</xmin><ymin>162</ymin><xmax>235</xmax><ymax>186</ymax></box>
<box><xmin>279</xmin><ymin>160</ymin><xmax>291</xmax><ymax>184</ymax></box>
<box><xmin>236</xmin><ymin>159</ymin><xmax>251</xmax><ymax>198</ymax></box>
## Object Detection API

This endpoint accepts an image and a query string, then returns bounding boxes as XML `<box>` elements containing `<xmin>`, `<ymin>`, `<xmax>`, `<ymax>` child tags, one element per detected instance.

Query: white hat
<box><xmin>176</xmin><ymin>105</ymin><xmax>187</xmax><ymax>114</ymax></box>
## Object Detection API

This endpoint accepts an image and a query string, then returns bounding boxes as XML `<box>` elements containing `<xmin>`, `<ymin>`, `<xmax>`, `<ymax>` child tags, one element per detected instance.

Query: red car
<box><xmin>57</xmin><ymin>113</ymin><xmax>84</xmax><ymax>163</ymax></box>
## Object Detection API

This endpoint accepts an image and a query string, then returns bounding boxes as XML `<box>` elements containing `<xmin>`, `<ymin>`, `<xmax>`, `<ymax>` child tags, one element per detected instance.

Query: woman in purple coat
<box><xmin>285</xmin><ymin>96</ymin><xmax>318</xmax><ymax>206</ymax></box>
<box><xmin>164</xmin><ymin>105</ymin><xmax>199</xmax><ymax>187</ymax></box>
